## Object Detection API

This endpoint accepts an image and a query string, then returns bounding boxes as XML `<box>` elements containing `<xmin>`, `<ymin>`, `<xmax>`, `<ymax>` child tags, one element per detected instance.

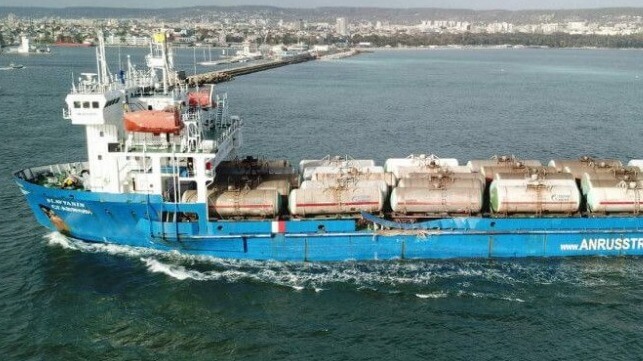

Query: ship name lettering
<box><xmin>579</xmin><ymin>238</ymin><xmax>643</xmax><ymax>251</ymax></box>
<box><xmin>46</xmin><ymin>198</ymin><xmax>86</xmax><ymax>208</ymax></box>
<box><xmin>45</xmin><ymin>198</ymin><xmax>92</xmax><ymax>214</ymax></box>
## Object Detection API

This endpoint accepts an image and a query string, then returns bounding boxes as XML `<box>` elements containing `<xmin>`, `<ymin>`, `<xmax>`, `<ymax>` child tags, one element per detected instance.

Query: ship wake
<box><xmin>45</xmin><ymin>232</ymin><xmax>641</xmax><ymax>302</ymax></box>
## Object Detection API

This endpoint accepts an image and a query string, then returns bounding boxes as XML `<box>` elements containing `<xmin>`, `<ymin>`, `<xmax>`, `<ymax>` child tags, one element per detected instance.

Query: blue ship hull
<box><xmin>15</xmin><ymin>175</ymin><xmax>643</xmax><ymax>261</ymax></box>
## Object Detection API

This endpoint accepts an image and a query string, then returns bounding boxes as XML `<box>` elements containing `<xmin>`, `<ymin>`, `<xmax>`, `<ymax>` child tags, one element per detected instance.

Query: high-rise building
<box><xmin>336</xmin><ymin>17</ymin><xmax>348</xmax><ymax>36</ymax></box>
<box><xmin>218</xmin><ymin>31</ymin><xmax>227</xmax><ymax>47</ymax></box>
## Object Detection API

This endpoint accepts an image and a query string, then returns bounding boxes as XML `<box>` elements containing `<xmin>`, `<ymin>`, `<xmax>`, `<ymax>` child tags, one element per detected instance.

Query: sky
<box><xmin>2</xmin><ymin>0</ymin><xmax>643</xmax><ymax>10</ymax></box>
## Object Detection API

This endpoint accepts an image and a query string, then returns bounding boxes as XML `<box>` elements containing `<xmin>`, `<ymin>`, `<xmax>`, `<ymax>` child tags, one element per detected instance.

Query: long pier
<box><xmin>186</xmin><ymin>52</ymin><xmax>316</xmax><ymax>86</ymax></box>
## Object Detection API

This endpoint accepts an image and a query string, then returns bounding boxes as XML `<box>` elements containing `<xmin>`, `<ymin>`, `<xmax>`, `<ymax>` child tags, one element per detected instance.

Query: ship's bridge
<box><xmin>63</xmin><ymin>73</ymin><xmax>123</xmax><ymax>126</ymax></box>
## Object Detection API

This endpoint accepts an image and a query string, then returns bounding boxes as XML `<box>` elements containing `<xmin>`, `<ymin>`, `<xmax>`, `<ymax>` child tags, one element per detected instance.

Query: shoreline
<box><xmin>363</xmin><ymin>45</ymin><xmax>643</xmax><ymax>51</ymax></box>
<box><xmin>5</xmin><ymin>43</ymin><xmax>639</xmax><ymax>52</ymax></box>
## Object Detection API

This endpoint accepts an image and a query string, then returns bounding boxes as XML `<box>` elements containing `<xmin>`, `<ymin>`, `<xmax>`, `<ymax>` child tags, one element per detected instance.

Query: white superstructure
<box><xmin>62</xmin><ymin>31</ymin><xmax>243</xmax><ymax>218</ymax></box>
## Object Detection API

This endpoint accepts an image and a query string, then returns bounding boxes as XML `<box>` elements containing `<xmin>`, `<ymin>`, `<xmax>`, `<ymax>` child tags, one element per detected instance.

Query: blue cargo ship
<box><xmin>13</xmin><ymin>32</ymin><xmax>643</xmax><ymax>261</ymax></box>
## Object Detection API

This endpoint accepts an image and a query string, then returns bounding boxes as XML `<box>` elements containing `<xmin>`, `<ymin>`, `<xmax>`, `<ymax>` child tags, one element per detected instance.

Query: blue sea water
<box><xmin>1</xmin><ymin>47</ymin><xmax>643</xmax><ymax>360</ymax></box>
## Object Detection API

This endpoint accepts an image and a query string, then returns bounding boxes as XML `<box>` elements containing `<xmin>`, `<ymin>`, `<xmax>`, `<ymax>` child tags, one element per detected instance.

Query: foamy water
<box><xmin>45</xmin><ymin>232</ymin><xmax>638</xmax><ymax>306</ymax></box>
<box><xmin>3</xmin><ymin>48</ymin><xmax>643</xmax><ymax>360</ymax></box>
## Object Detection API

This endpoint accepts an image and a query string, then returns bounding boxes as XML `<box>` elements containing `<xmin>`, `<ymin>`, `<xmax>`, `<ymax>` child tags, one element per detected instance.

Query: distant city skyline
<box><xmin>1</xmin><ymin>0</ymin><xmax>643</xmax><ymax>10</ymax></box>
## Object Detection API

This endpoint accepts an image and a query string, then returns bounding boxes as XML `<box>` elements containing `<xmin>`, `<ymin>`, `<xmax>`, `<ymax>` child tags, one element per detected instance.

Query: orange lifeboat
<box><xmin>124</xmin><ymin>109</ymin><xmax>183</xmax><ymax>134</ymax></box>
<box><xmin>188</xmin><ymin>89</ymin><xmax>215</xmax><ymax>108</ymax></box>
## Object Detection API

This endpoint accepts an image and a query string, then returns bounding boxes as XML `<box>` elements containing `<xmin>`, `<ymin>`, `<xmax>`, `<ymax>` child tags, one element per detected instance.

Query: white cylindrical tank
<box><xmin>397</xmin><ymin>176</ymin><xmax>484</xmax><ymax>190</ymax></box>
<box><xmin>216</xmin><ymin>158</ymin><xmax>291</xmax><ymax>170</ymax></box>
<box><xmin>390</xmin><ymin>186</ymin><xmax>483</xmax><ymax>214</ymax></box>
<box><xmin>627</xmin><ymin>159</ymin><xmax>643</xmax><ymax>171</ymax></box>
<box><xmin>395</xmin><ymin>165</ymin><xmax>471</xmax><ymax>179</ymax></box>
<box><xmin>493</xmin><ymin>172</ymin><xmax>575</xmax><ymax>186</ymax></box>
<box><xmin>467</xmin><ymin>157</ymin><xmax>541</xmax><ymax>173</ymax></box>
<box><xmin>216</xmin><ymin>158</ymin><xmax>294</xmax><ymax>176</ymax></box>
<box><xmin>385</xmin><ymin>155</ymin><xmax>459</xmax><ymax>179</ymax></box>
<box><xmin>300</xmin><ymin>179</ymin><xmax>389</xmax><ymax>196</ymax></box>
<box><xmin>481</xmin><ymin>165</ymin><xmax>554</xmax><ymax>181</ymax></box>
<box><xmin>289</xmin><ymin>187</ymin><xmax>384</xmax><ymax>216</ymax></box>
<box><xmin>312</xmin><ymin>170</ymin><xmax>396</xmax><ymax>186</ymax></box>
<box><xmin>299</xmin><ymin>158</ymin><xmax>375</xmax><ymax>173</ymax></box>
<box><xmin>184</xmin><ymin>187</ymin><xmax>280</xmax><ymax>217</ymax></box>
<box><xmin>580</xmin><ymin>168</ymin><xmax>643</xmax><ymax>194</ymax></box>
<box><xmin>302</xmin><ymin>165</ymin><xmax>383</xmax><ymax>181</ymax></box>
<box><xmin>549</xmin><ymin>157</ymin><xmax>622</xmax><ymax>179</ymax></box>
<box><xmin>180</xmin><ymin>189</ymin><xmax>201</xmax><ymax>203</ymax></box>
<box><xmin>212</xmin><ymin>189</ymin><xmax>281</xmax><ymax>218</ymax></box>
<box><xmin>256</xmin><ymin>179</ymin><xmax>292</xmax><ymax>196</ymax></box>
<box><xmin>586</xmin><ymin>181</ymin><xmax>643</xmax><ymax>213</ymax></box>
<box><xmin>564</xmin><ymin>164</ymin><xmax>629</xmax><ymax>186</ymax></box>
<box><xmin>214</xmin><ymin>173</ymin><xmax>297</xmax><ymax>192</ymax></box>
<box><xmin>489</xmin><ymin>181</ymin><xmax>580</xmax><ymax>214</ymax></box>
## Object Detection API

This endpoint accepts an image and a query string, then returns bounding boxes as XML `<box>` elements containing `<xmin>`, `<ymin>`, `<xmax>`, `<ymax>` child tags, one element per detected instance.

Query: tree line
<box><xmin>251</xmin><ymin>32</ymin><xmax>643</xmax><ymax>49</ymax></box>
<box><xmin>349</xmin><ymin>32</ymin><xmax>643</xmax><ymax>48</ymax></box>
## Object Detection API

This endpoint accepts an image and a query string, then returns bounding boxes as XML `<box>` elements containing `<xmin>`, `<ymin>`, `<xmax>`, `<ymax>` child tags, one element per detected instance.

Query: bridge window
<box><xmin>73</xmin><ymin>101</ymin><xmax>81</xmax><ymax>108</ymax></box>
<box><xmin>82</xmin><ymin>101</ymin><xmax>90</xmax><ymax>109</ymax></box>
<box><xmin>104</xmin><ymin>97</ymin><xmax>121</xmax><ymax>107</ymax></box>
<box><xmin>92</xmin><ymin>101</ymin><xmax>100</xmax><ymax>109</ymax></box>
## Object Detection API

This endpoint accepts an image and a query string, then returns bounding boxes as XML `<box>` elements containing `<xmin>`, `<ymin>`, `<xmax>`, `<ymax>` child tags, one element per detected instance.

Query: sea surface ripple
<box><xmin>0</xmin><ymin>47</ymin><xmax>642</xmax><ymax>360</ymax></box>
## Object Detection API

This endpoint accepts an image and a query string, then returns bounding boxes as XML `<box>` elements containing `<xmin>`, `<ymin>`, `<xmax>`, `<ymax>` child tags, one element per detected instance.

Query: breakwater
<box><xmin>186</xmin><ymin>52</ymin><xmax>315</xmax><ymax>86</ymax></box>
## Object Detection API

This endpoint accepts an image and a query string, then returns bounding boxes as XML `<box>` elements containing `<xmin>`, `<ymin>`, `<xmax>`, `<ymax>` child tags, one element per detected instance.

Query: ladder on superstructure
<box><xmin>215</xmin><ymin>93</ymin><xmax>229</xmax><ymax>128</ymax></box>
<box><xmin>182</xmin><ymin>109</ymin><xmax>203</xmax><ymax>152</ymax></box>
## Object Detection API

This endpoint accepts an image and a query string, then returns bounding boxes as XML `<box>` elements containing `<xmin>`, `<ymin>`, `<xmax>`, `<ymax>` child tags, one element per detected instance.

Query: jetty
<box><xmin>186</xmin><ymin>52</ymin><xmax>315</xmax><ymax>86</ymax></box>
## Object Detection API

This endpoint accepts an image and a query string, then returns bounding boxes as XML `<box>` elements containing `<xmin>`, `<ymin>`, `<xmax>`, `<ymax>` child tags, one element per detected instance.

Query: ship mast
<box><xmin>95</xmin><ymin>30</ymin><xmax>109</xmax><ymax>87</ymax></box>
<box><xmin>146</xmin><ymin>31</ymin><xmax>174</xmax><ymax>95</ymax></box>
